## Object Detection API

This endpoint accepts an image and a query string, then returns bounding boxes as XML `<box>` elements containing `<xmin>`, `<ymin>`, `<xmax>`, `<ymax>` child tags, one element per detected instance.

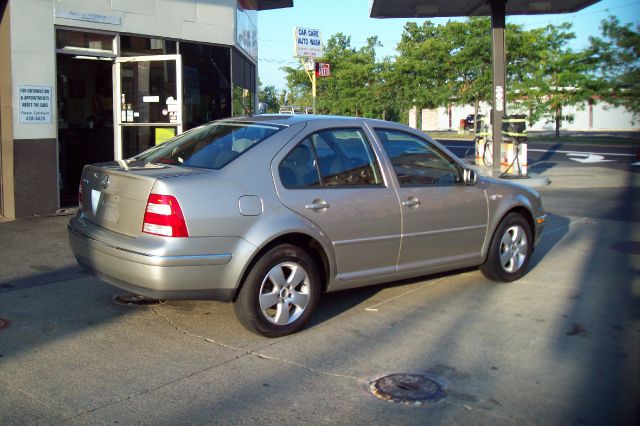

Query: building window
<box><xmin>56</xmin><ymin>29</ymin><xmax>114</xmax><ymax>55</ymax></box>
<box><xmin>232</xmin><ymin>50</ymin><xmax>255</xmax><ymax>116</ymax></box>
<box><xmin>120</xmin><ymin>35</ymin><xmax>177</xmax><ymax>56</ymax></box>
<box><xmin>180</xmin><ymin>43</ymin><xmax>231</xmax><ymax>130</ymax></box>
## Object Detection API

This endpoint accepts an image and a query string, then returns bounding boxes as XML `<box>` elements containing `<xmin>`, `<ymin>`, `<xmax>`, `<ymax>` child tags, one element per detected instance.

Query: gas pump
<box><xmin>474</xmin><ymin>116</ymin><xmax>493</xmax><ymax>166</ymax></box>
<box><xmin>474</xmin><ymin>114</ymin><xmax>528</xmax><ymax>177</ymax></box>
<box><xmin>500</xmin><ymin>114</ymin><xmax>528</xmax><ymax>177</ymax></box>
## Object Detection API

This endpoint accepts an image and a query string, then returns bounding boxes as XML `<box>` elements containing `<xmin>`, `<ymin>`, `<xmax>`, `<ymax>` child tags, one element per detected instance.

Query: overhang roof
<box><xmin>369</xmin><ymin>0</ymin><xmax>599</xmax><ymax>18</ymax></box>
<box><xmin>256</xmin><ymin>0</ymin><xmax>293</xmax><ymax>11</ymax></box>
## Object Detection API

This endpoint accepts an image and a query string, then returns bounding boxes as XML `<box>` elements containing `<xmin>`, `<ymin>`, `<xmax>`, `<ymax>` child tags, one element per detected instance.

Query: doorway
<box><xmin>115</xmin><ymin>55</ymin><xmax>182</xmax><ymax>159</ymax></box>
<box><xmin>57</xmin><ymin>54</ymin><xmax>114</xmax><ymax>206</ymax></box>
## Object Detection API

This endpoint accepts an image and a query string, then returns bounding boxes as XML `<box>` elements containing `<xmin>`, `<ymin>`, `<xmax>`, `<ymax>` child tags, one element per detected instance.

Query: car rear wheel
<box><xmin>233</xmin><ymin>244</ymin><xmax>321</xmax><ymax>337</ymax></box>
<box><xmin>481</xmin><ymin>213</ymin><xmax>533</xmax><ymax>282</ymax></box>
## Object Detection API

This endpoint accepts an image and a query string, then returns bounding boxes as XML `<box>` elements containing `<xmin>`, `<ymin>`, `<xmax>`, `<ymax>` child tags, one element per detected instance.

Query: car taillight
<box><xmin>142</xmin><ymin>194</ymin><xmax>189</xmax><ymax>237</ymax></box>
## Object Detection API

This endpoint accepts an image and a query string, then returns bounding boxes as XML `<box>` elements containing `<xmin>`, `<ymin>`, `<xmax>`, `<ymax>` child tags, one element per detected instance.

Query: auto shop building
<box><xmin>0</xmin><ymin>0</ymin><xmax>290</xmax><ymax>219</ymax></box>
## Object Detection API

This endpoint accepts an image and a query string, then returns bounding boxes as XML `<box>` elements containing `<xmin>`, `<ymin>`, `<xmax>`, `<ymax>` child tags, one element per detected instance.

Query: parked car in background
<box><xmin>68</xmin><ymin>115</ymin><xmax>546</xmax><ymax>337</ymax></box>
<box><xmin>465</xmin><ymin>114</ymin><xmax>485</xmax><ymax>132</ymax></box>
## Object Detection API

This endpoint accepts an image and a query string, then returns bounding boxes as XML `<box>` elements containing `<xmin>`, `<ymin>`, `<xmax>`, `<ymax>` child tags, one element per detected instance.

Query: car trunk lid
<box><xmin>80</xmin><ymin>161</ymin><xmax>203</xmax><ymax>237</ymax></box>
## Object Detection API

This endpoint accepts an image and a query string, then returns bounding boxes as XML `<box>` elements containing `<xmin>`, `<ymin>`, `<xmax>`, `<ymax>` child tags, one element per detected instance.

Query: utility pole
<box><xmin>491</xmin><ymin>0</ymin><xmax>506</xmax><ymax>174</ymax></box>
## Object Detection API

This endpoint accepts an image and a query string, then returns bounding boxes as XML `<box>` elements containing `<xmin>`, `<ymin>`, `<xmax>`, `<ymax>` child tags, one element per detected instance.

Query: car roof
<box><xmin>223</xmin><ymin>114</ymin><xmax>377</xmax><ymax>127</ymax></box>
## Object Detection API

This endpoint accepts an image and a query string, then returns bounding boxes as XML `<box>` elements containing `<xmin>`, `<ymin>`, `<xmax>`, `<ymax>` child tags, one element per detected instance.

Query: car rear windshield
<box><xmin>134</xmin><ymin>122</ymin><xmax>283</xmax><ymax>170</ymax></box>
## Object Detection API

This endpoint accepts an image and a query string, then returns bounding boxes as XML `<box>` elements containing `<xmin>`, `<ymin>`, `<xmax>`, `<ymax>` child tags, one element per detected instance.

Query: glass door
<box><xmin>115</xmin><ymin>55</ymin><xmax>182</xmax><ymax>159</ymax></box>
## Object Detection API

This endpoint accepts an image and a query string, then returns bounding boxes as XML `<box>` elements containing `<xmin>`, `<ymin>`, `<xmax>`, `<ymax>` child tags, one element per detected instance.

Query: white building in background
<box><xmin>416</xmin><ymin>101</ymin><xmax>639</xmax><ymax>132</ymax></box>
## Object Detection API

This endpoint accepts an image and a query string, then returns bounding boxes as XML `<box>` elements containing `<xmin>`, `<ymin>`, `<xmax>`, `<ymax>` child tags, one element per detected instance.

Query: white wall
<box><xmin>420</xmin><ymin>101</ymin><xmax>638</xmax><ymax>132</ymax></box>
<box><xmin>10</xmin><ymin>0</ymin><xmax>57</xmax><ymax>140</ymax></box>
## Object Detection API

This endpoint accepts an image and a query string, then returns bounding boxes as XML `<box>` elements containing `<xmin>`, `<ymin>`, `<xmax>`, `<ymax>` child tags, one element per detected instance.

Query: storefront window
<box><xmin>120</xmin><ymin>35</ymin><xmax>177</xmax><ymax>56</ymax></box>
<box><xmin>231</xmin><ymin>50</ymin><xmax>255</xmax><ymax>116</ymax></box>
<box><xmin>56</xmin><ymin>29</ymin><xmax>114</xmax><ymax>54</ymax></box>
<box><xmin>180</xmin><ymin>43</ymin><xmax>231</xmax><ymax>130</ymax></box>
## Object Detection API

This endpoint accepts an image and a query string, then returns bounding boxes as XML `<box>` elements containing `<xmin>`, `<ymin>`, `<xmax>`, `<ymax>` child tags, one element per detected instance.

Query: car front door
<box><xmin>274</xmin><ymin>124</ymin><xmax>401</xmax><ymax>285</ymax></box>
<box><xmin>373</xmin><ymin>128</ymin><xmax>488</xmax><ymax>272</ymax></box>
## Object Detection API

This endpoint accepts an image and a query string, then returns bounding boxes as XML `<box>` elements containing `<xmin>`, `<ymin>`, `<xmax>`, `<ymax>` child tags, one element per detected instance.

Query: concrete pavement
<box><xmin>1</xmin><ymin>162</ymin><xmax>638</xmax><ymax>425</ymax></box>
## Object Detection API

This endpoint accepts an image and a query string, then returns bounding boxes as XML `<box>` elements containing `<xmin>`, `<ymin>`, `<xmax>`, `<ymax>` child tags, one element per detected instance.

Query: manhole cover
<box><xmin>369</xmin><ymin>373</ymin><xmax>446</xmax><ymax>405</ymax></box>
<box><xmin>0</xmin><ymin>318</ymin><xmax>10</xmax><ymax>330</ymax></box>
<box><xmin>112</xmin><ymin>293</ymin><xmax>165</xmax><ymax>306</ymax></box>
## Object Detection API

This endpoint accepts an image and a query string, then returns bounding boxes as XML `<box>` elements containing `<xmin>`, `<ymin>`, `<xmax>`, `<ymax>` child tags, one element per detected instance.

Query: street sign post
<box><xmin>293</xmin><ymin>27</ymin><xmax>324</xmax><ymax>114</ymax></box>
<box><xmin>315</xmin><ymin>62</ymin><xmax>330</xmax><ymax>77</ymax></box>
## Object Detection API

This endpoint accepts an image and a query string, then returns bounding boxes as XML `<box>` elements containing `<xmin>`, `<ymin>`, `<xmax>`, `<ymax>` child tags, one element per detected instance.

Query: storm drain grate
<box><xmin>0</xmin><ymin>318</ymin><xmax>10</xmax><ymax>330</ymax></box>
<box><xmin>112</xmin><ymin>293</ymin><xmax>166</xmax><ymax>306</ymax></box>
<box><xmin>369</xmin><ymin>373</ymin><xmax>446</xmax><ymax>406</ymax></box>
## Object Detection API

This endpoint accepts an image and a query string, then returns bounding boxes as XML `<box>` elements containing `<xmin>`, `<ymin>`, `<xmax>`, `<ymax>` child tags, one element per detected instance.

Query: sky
<box><xmin>256</xmin><ymin>0</ymin><xmax>640</xmax><ymax>90</ymax></box>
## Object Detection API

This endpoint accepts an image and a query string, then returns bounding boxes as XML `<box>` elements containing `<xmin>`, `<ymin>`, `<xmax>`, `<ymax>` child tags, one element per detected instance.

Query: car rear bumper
<box><xmin>68</xmin><ymin>215</ymin><xmax>255</xmax><ymax>301</ymax></box>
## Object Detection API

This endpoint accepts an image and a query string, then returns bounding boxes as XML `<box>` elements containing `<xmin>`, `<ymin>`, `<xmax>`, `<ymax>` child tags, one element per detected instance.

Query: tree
<box><xmin>394</xmin><ymin>18</ymin><xmax>533</xmax><ymax>128</ymax></box>
<box><xmin>589</xmin><ymin>16</ymin><xmax>640</xmax><ymax>119</ymax></box>
<box><xmin>258</xmin><ymin>83</ymin><xmax>280</xmax><ymax>113</ymax></box>
<box><xmin>395</xmin><ymin>21</ymin><xmax>450</xmax><ymax>116</ymax></box>
<box><xmin>282</xmin><ymin>33</ymin><xmax>393</xmax><ymax>118</ymax></box>
<box><xmin>512</xmin><ymin>23</ymin><xmax>599</xmax><ymax>137</ymax></box>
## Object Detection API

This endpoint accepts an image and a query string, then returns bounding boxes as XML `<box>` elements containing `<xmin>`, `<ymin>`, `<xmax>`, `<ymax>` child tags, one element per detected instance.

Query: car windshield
<box><xmin>133</xmin><ymin>121</ymin><xmax>283</xmax><ymax>170</ymax></box>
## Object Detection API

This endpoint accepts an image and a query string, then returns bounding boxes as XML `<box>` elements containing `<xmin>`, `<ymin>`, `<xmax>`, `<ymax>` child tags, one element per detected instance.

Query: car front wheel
<box><xmin>233</xmin><ymin>244</ymin><xmax>321</xmax><ymax>337</ymax></box>
<box><xmin>481</xmin><ymin>213</ymin><xmax>533</xmax><ymax>282</ymax></box>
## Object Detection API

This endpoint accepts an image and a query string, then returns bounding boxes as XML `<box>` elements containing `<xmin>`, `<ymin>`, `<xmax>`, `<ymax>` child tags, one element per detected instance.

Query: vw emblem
<box><xmin>99</xmin><ymin>175</ymin><xmax>110</xmax><ymax>189</ymax></box>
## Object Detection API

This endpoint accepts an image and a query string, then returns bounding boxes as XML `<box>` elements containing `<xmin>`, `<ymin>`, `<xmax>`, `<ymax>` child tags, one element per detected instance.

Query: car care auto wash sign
<box><xmin>19</xmin><ymin>85</ymin><xmax>52</xmax><ymax>123</ymax></box>
<box><xmin>293</xmin><ymin>27</ymin><xmax>323</xmax><ymax>58</ymax></box>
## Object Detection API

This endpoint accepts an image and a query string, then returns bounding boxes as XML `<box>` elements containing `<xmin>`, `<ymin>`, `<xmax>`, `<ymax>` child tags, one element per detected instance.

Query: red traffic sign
<box><xmin>315</xmin><ymin>62</ymin><xmax>330</xmax><ymax>78</ymax></box>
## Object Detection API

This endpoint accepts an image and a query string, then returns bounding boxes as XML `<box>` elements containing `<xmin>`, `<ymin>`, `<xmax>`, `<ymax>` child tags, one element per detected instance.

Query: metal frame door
<box><xmin>114</xmin><ymin>54</ymin><xmax>182</xmax><ymax>160</ymax></box>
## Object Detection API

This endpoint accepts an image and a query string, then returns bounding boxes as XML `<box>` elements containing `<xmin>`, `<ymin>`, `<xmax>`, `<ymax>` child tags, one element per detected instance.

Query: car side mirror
<box><xmin>463</xmin><ymin>168</ymin><xmax>478</xmax><ymax>186</ymax></box>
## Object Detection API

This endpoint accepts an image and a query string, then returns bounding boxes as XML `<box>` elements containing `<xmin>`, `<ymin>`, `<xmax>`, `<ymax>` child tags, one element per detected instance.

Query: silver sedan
<box><xmin>68</xmin><ymin>115</ymin><xmax>546</xmax><ymax>336</ymax></box>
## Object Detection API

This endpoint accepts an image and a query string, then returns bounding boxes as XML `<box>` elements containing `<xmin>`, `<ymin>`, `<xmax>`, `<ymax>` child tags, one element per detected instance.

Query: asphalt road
<box><xmin>1</xmin><ymin>161</ymin><xmax>638</xmax><ymax>425</ymax></box>
<box><xmin>440</xmin><ymin>139</ymin><xmax>640</xmax><ymax>171</ymax></box>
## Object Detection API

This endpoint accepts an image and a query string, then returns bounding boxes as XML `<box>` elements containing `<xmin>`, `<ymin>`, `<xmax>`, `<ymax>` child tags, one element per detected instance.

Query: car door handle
<box><xmin>305</xmin><ymin>199</ymin><xmax>330</xmax><ymax>211</ymax></box>
<box><xmin>401</xmin><ymin>197</ymin><xmax>421</xmax><ymax>208</ymax></box>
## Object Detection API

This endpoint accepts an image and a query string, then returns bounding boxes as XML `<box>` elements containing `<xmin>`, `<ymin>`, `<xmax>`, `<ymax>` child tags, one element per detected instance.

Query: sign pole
<box><xmin>491</xmin><ymin>0</ymin><xmax>506</xmax><ymax>175</ymax></box>
<box><xmin>299</xmin><ymin>57</ymin><xmax>317</xmax><ymax>114</ymax></box>
<box><xmin>312</xmin><ymin>60</ymin><xmax>317</xmax><ymax>114</ymax></box>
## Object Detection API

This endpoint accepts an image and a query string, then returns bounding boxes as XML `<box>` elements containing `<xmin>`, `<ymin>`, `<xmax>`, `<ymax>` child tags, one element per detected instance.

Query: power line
<box><xmin>518</xmin><ymin>1</ymin><xmax>640</xmax><ymax>27</ymax></box>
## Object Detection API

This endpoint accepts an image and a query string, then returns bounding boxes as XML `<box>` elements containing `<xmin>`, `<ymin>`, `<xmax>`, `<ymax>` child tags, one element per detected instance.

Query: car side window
<box><xmin>279</xmin><ymin>139</ymin><xmax>321</xmax><ymax>188</ymax></box>
<box><xmin>279</xmin><ymin>128</ymin><xmax>383</xmax><ymax>188</ymax></box>
<box><xmin>375</xmin><ymin>129</ymin><xmax>462</xmax><ymax>186</ymax></box>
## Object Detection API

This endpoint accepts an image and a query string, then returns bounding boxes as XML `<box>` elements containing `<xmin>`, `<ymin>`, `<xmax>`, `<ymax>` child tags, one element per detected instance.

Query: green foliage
<box><xmin>511</xmin><ymin>22</ymin><xmax>599</xmax><ymax>136</ymax></box>
<box><xmin>269</xmin><ymin>16</ymin><xmax>634</xmax><ymax>131</ymax></box>
<box><xmin>258</xmin><ymin>84</ymin><xmax>280</xmax><ymax>113</ymax></box>
<box><xmin>589</xmin><ymin>16</ymin><xmax>640</xmax><ymax>118</ymax></box>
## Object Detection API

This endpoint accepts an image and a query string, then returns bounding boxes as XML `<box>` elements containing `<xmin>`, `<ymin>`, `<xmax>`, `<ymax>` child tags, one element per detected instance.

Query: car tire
<box><xmin>233</xmin><ymin>244</ymin><xmax>321</xmax><ymax>337</ymax></box>
<box><xmin>480</xmin><ymin>213</ymin><xmax>533</xmax><ymax>282</ymax></box>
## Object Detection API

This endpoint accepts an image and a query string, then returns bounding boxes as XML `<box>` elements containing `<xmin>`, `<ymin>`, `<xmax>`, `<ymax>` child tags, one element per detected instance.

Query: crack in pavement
<box><xmin>150</xmin><ymin>307</ymin><xmax>367</xmax><ymax>384</ymax></box>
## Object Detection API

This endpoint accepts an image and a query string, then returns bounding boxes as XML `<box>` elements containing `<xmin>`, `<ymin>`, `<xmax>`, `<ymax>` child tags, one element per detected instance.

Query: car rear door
<box><xmin>273</xmin><ymin>121</ymin><xmax>401</xmax><ymax>285</ymax></box>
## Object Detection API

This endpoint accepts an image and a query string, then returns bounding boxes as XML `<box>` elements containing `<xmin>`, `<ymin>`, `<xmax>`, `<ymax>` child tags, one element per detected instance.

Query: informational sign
<box><xmin>55</xmin><ymin>6</ymin><xmax>122</xmax><ymax>25</ymax></box>
<box><xmin>316</xmin><ymin>62</ymin><xmax>330</xmax><ymax>77</ymax></box>
<box><xmin>155</xmin><ymin>128</ymin><xmax>176</xmax><ymax>145</ymax></box>
<box><xmin>294</xmin><ymin>27</ymin><xmax>323</xmax><ymax>58</ymax></box>
<box><xmin>19</xmin><ymin>85</ymin><xmax>52</xmax><ymax>124</ymax></box>
<box><xmin>495</xmin><ymin>85</ymin><xmax>504</xmax><ymax>112</ymax></box>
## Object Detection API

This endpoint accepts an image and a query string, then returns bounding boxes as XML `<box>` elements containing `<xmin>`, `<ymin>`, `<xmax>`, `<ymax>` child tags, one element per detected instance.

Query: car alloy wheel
<box><xmin>481</xmin><ymin>213</ymin><xmax>533</xmax><ymax>282</ymax></box>
<box><xmin>499</xmin><ymin>225</ymin><xmax>528</xmax><ymax>273</ymax></box>
<box><xmin>259</xmin><ymin>261</ymin><xmax>311</xmax><ymax>325</ymax></box>
<box><xmin>234</xmin><ymin>244</ymin><xmax>321</xmax><ymax>337</ymax></box>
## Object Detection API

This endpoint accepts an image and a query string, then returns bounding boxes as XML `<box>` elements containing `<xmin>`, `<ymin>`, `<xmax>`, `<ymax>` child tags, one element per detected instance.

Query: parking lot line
<box><xmin>364</xmin><ymin>277</ymin><xmax>446</xmax><ymax>312</ymax></box>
